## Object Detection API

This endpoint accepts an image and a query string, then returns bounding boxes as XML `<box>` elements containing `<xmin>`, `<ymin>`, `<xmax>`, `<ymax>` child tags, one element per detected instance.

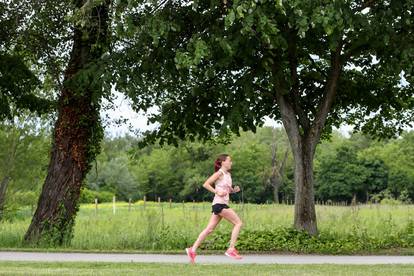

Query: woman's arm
<box><xmin>202</xmin><ymin>171</ymin><xmax>226</xmax><ymax>196</ymax></box>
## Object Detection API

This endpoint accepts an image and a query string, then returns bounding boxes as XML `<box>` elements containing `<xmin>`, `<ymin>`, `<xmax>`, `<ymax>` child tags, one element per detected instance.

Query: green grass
<box><xmin>0</xmin><ymin>202</ymin><xmax>414</xmax><ymax>253</ymax></box>
<box><xmin>0</xmin><ymin>262</ymin><xmax>414</xmax><ymax>276</ymax></box>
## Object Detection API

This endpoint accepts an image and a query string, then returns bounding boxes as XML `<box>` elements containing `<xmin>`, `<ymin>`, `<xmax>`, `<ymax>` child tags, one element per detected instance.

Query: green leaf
<box><xmin>226</xmin><ymin>10</ymin><xmax>236</xmax><ymax>27</ymax></box>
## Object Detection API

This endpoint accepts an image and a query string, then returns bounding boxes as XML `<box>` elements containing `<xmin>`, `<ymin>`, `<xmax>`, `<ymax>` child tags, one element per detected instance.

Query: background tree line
<box><xmin>2</xmin><ymin>122</ymin><xmax>413</xmax><ymax>212</ymax></box>
<box><xmin>86</xmin><ymin>127</ymin><xmax>414</xmax><ymax>204</ymax></box>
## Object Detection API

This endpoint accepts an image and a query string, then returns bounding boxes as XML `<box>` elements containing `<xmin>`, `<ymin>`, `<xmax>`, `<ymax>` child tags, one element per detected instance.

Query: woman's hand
<box><xmin>233</xmin><ymin>186</ymin><xmax>241</xmax><ymax>193</ymax></box>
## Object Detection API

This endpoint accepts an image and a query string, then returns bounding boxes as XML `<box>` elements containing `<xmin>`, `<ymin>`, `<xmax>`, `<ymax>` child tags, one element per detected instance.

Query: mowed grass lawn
<box><xmin>0</xmin><ymin>202</ymin><xmax>413</xmax><ymax>252</ymax></box>
<box><xmin>0</xmin><ymin>262</ymin><xmax>414</xmax><ymax>276</ymax></box>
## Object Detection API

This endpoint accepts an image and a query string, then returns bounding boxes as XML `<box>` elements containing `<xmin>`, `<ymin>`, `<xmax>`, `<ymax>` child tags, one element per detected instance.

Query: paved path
<box><xmin>0</xmin><ymin>252</ymin><xmax>414</xmax><ymax>264</ymax></box>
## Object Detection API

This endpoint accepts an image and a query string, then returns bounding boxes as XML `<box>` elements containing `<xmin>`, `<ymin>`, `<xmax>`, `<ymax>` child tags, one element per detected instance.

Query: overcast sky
<box><xmin>101</xmin><ymin>92</ymin><xmax>354</xmax><ymax>138</ymax></box>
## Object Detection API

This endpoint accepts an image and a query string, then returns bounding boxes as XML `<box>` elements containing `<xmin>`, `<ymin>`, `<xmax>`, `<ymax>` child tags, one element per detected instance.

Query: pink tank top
<box><xmin>212</xmin><ymin>169</ymin><xmax>232</xmax><ymax>205</ymax></box>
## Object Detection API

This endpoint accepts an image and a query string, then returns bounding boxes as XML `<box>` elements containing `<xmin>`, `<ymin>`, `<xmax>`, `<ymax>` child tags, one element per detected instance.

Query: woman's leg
<box><xmin>192</xmin><ymin>214</ymin><xmax>222</xmax><ymax>251</ymax></box>
<box><xmin>219</xmin><ymin>208</ymin><xmax>243</xmax><ymax>249</ymax></box>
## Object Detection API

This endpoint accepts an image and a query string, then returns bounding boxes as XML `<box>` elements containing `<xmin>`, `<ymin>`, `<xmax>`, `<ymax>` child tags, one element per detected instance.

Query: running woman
<box><xmin>185</xmin><ymin>154</ymin><xmax>243</xmax><ymax>263</ymax></box>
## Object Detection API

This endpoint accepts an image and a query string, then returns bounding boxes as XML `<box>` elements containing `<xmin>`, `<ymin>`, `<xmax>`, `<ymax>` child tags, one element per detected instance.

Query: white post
<box><xmin>113</xmin><ymin>195</ymin><xmax>116</xmax><ymax>214</ymax></box>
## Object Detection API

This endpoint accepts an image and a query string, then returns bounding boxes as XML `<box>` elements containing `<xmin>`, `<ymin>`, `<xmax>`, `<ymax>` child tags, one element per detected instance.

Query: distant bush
<box><xmin>380</xmin><ymin>198</ymin><xmax>402</xmax><ymax>205</ymax></box>
<box><xmin>10</xmin><ymin>191</ymin><xmax>38</xmax><ymax>206</ymax></box>
<box><xmin>79</xmin><ymin>188</ymin><xmax>114</xmax><ymax>203</ymax></box>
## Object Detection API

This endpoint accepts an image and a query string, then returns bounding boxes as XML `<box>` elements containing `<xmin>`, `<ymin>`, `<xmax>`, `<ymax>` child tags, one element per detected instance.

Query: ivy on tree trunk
<box><xmin>24</xmin><ymin>0</ymin><xmax>111</xmax><ymax>245</ymax></box>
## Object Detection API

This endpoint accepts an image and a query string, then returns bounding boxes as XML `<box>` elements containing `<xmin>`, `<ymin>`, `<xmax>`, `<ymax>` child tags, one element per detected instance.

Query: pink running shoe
<box><xmin>225</xmin><ymin>248</ymin><xmax>242</xmax><ymax>259</ymax></box>
<box><xmin>185</xmin><ymin>247</ymin><xmax>196</xmax><ymax>263</ymax></box>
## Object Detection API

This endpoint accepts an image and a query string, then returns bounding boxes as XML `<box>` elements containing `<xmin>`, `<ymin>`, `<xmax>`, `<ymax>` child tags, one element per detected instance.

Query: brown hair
<box><xmin>214</xmin><ymin>154</ymin><xmax>229</xmax><ymax>172</ymax></box>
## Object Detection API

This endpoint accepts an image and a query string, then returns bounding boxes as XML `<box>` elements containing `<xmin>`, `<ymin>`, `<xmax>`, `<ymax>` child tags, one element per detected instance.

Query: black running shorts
<box><xmin>212</xmin><ymin>203</ymin><xmax>229</xmax><ymax>215</ymax></box>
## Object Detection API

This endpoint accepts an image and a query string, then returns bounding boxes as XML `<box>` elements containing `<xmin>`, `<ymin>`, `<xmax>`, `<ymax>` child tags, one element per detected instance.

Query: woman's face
<box><xmin>221</xmin><ymin>156</ymin><xmax>232</xmax><ymax>170</ymax></box>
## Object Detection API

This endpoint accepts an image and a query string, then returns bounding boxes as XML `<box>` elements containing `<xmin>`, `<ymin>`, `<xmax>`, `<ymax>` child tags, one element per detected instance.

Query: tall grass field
<box><xmin>1</xmin><ymin>202</ymin><xmax>414</xmax><ymax>254</ymax></box>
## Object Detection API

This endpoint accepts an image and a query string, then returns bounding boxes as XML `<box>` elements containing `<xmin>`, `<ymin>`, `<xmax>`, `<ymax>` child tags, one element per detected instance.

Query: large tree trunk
<box><xmin>292</xmin><ymin>135</ymin><xmax>317</xmax><ymax>234</ymax></box>
<box><xmin>24</xmin><ymin>0</ymin><xmax>110</xmax><ymax>245</ymax></box>
<box><xmin>276</xmin><ymin>95</ymin><xmax>320</xmax><ymax>234</ymax></box>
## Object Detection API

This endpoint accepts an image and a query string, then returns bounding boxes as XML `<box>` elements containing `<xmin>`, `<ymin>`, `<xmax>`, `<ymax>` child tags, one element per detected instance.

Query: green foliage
<box><xmin>0</xmin><ymin>117</ymin><xmax>50</xmax><ymax>218</ymax></box>
<box><xmin>30</xmin><ymin>201</ymin><xmax>77</xmax><ymax>247</ymax></box>
<box><xmin>9</xmin><ymin>191</ymin><xmax>38</xmax><ymax>207</ymax></box>
<box><xmin>399</xmin><ymin>190</ymin><xmax>412</xmax><ymax>204</ymax></box>
<box><xmin>0</xmin><ymin>0</ymin><xmax>71</xmax><ymax>118</ymax></box>
<box><xmin>361</xmin><ymin>131</ymin><xmax>414</xmax><ymax>199</ymax></box>
<box><xmin>79</xmin><ymin>188</ymin><xmax>114</xmax><ymax>203</ymax></box>
<box><xmin>380</xmin><ymin>198</ymin><xmax>403</xmax><ymax>206</ymax></box>
<box><xmin>125</xmin><ymin>127</ymin><xmax>293</xmax><ymax>203</ymax></box>
<box><xmin>227</xmin><ymin>135</ymin><xmax>273</xmax><ymax>202</ymax></box>
<box><xmin>80</xmin><ymin>128</ymin><xmax>414</xmax><ymax>204</ymax></box>
<box><xmin>0</xmin><ymin>55</ymin><xmax>52</xmax><ymax>119</ymax></box>
<box><xmin>316</xmin><ymin>145</ymin><xmax>366</xmax><ymax>202</ymax></box>
<box><xmin>313</xmin><ymin>130</ymin><xmax>414</xmax><ymax>203</ymax></box>
<box><xmin>2</xmin><ymin>203</ymin><xmax>414</xmax><ymax>254</ymax></box>
<box><xmin>86</xmin><ymin>155</ymin><xmax>137</xmax><ymax>201</ymax></box>
<box><xmin>316</xmin><ymin>143</ymin><xmax>389</xmax><ymax>203</ymax></box>
<box><xmin>114</xmin><ymin>0</ymin><xmax>414</xmax><ymax>145</ymax></box>
<box><xmin>2</xmin><ymin>121</ymin><xmax>412</xmax><ymax>208</ymax></box>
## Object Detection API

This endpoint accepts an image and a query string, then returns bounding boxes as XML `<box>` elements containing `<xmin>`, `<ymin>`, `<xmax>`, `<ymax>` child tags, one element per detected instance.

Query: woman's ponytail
<box><xmin>214</xmin><ymin>154</ymin><xmax>229</xmax><ymax>172</ymax></box>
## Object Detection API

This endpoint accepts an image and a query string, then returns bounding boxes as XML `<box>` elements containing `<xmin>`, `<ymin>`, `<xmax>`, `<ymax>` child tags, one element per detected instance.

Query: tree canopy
<box><xmin>113</xmin><ymin>0</ymin><xmax>414</xmax><ymax>144</ymax></box>
<box><xmin>0</xmin><ymin>1</ymin><xmax>70</xmax><ymax>119</ymax></box>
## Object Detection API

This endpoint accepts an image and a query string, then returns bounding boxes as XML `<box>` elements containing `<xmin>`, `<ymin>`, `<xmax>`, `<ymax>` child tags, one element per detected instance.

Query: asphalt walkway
<box><xmin>0</xmin><ymin>252</ymin><xmax>414</xmax><ymax>264</ymax></box>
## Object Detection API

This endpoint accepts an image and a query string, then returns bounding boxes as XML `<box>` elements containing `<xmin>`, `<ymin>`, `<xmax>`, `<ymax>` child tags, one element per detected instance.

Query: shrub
<box><xmin>79</xmin><ymin>189</ymin><xmax>114</xmax><ymax>203</ymax></box>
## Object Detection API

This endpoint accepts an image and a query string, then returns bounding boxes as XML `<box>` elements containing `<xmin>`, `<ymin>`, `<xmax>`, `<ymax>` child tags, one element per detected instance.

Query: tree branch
<box><xmin>287</xmin><ymin>28</ymin><xmax>311</xmax><ymax>131</ymax></box>
<box><xmin>310</xmin><ymin>40</ymin><xmax>344</xmax><ymax>153</ymax></box>
<box><xmin>272</xmin><ymin>60</ymin><xmax>301</xmax><ymax>159</ymax></box>
<box><xmin>307</xmin><ymin>54</ymin><xmax>328</xmax><ymax>79</ymax></box>
<box><xmin>342</xmin><ymin>39</ymin><xmax>370</xmax><ymax>61</ymax></box>
<box><xmin>279</xmin><ymin>147</ymin><xmax>289</xmax><ymax>177</ymax></box>
<box><xmin>355</xmin><ymin>0</ymin><xmax>376</xmax><ymax>12</ymax></box>
<box><xmin>149</xmin><ymin>0</ymin><xmax>171</xmax><ymax>15</ymax></box>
